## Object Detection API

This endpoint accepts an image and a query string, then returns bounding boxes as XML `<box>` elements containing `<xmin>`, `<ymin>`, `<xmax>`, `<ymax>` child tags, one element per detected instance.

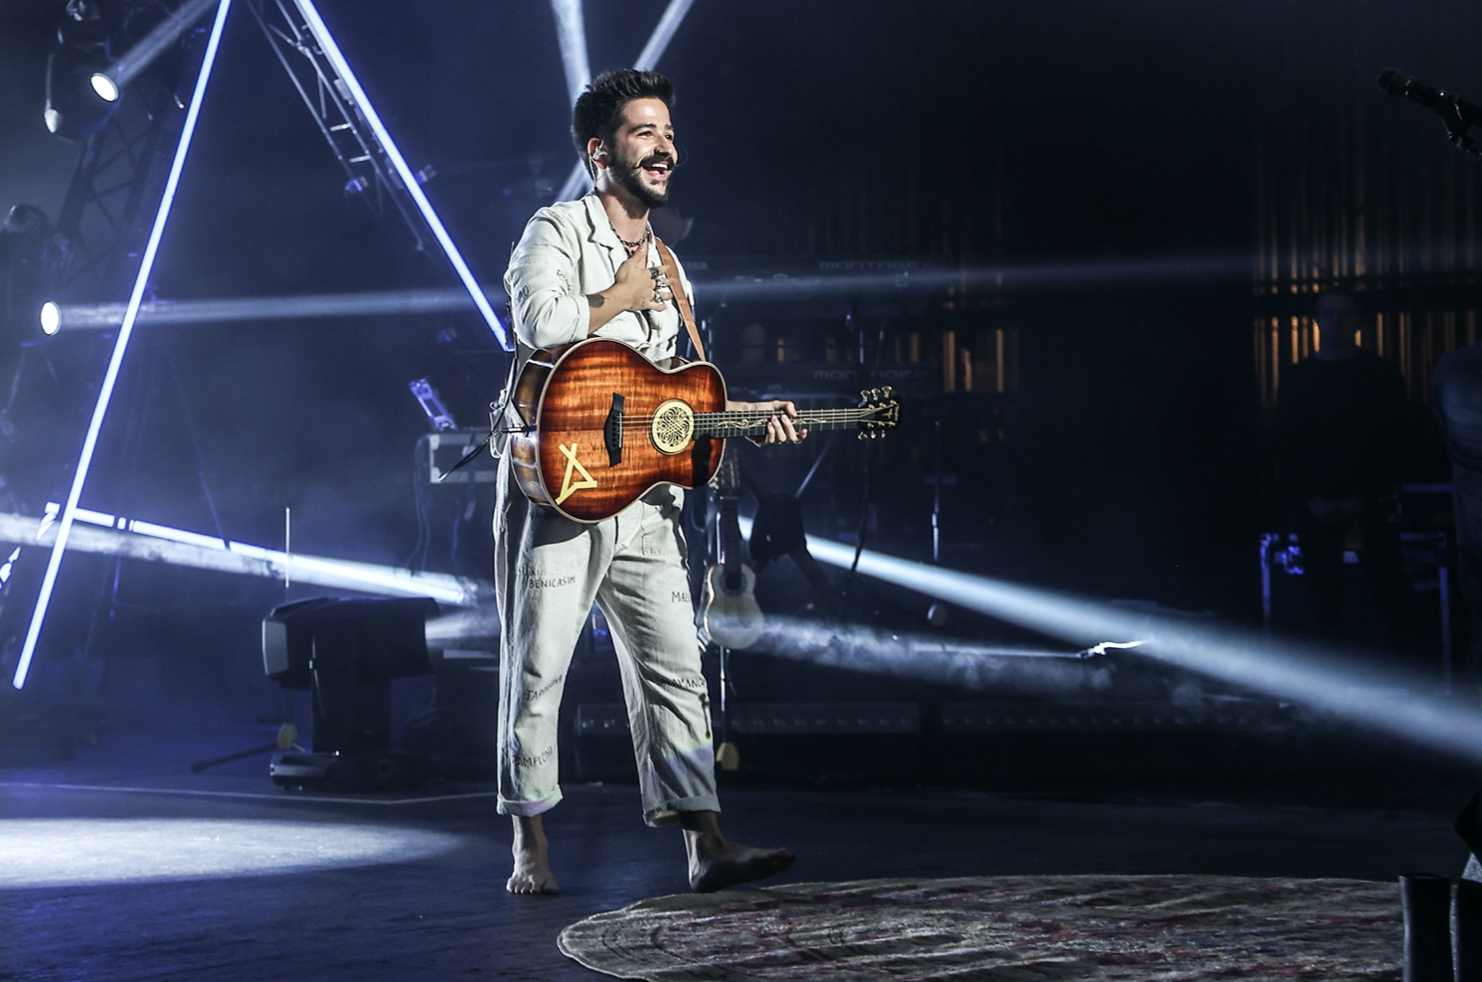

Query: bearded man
<box><xmin>494</xmin><ymin>69</ymin><xmax>800</xmax><ymax>895</ymax></box>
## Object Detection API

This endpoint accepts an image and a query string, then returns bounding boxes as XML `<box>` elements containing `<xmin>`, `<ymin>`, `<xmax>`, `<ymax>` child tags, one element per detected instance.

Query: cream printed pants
<box><xmin>492</xmin><ymin>462</ymin><xmax>718</xmax><ymax>827</ymax></box>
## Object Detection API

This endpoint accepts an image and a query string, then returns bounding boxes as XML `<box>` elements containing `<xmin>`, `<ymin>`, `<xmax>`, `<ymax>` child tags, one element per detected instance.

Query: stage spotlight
<box><xmin>39</xmin><ymin>302</ymin><xmax>61</xmax><ymax>336</ymax></box>
<box><xmin>1</xmin><ymin>206</ymin><xmax>55</xmax><ymax>333</ymax></box>
<box><xmin>44</xmin><ymin>51</ymin><xmax>118</xmax><ymax>140</ymax></box>
<box><xmin>263</xmin><ymin>597</ymin><xmax>439</xmax><ymax>791</ymax></box>
<box><xmin>89</xmin><ymin>72</ymin><xmax>118</xmax><ymax>102</ymax></box>
<box><xmin>90</xmin><ymin>0</ymin><xmax>218</xmax><ymax>104</ymax></box>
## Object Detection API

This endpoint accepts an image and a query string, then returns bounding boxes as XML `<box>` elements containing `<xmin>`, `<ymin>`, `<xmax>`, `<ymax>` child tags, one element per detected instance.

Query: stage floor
<box><xmin>1</xmin><ymin>730</ymin><xmax>1474</xmax><ymax>981</ymax></box>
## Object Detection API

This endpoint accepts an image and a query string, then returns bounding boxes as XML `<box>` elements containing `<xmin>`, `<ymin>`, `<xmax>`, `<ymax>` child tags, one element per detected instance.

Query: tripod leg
<box><xmin>190</xmin><ymin>723</ymin><xmax>300</xmax><ymax>773</ymax></box>
<box><xmin>789</xmin><ymin>546</ymin><xmax>841</xmax><ymax>611</ymax></box>
<box><xmin>716</xmin><ymin>644</ymin><xmax>740</xmax><ymax>770</ymax></box>
<box><xmin>190</xmin><ymin>743</ymin><xmax>279</xmax><ymax>773</ymax></box>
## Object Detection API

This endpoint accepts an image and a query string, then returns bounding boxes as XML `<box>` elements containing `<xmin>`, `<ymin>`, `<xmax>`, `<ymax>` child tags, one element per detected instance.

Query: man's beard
<box><xmin>611</xmin><ymin>151</ymin><xmax>672</xmax><ymax>210</ymax></box>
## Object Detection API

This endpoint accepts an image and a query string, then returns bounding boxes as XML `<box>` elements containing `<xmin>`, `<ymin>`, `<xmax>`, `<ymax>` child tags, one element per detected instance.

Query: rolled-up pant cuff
<box><xmin>498</xmin><ymin>789</ymin><xmax>563</xmax><ymax>817</ymax></box>
<box><xmin>645</xmin><ymin>794</ymin><xmax>722</xmax><ymax>828</ymax></box>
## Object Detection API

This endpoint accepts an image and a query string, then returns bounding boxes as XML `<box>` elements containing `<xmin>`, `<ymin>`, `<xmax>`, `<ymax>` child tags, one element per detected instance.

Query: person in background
<box><xmin>1274</xmin><ymin>292</ymin><xmax>1412</xmax><ymax>643</ymax></box>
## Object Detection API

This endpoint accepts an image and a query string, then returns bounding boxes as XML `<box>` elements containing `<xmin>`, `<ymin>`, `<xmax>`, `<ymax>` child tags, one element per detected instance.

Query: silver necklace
<box><xmin>613</xmin><ymin>223</ymin><xmax>650</xmax><ymax>252</ymax></box>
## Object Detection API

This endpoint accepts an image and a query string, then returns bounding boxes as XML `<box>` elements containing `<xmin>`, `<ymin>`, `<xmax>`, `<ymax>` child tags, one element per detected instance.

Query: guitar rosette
<box><xmin>650</xmin><ymin>399</ymin><xmax>695</xmax><ymax>454</ymax></box>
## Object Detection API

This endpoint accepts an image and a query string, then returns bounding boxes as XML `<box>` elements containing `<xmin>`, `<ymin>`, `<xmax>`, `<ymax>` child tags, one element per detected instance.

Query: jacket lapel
<box><xmin>582</xmin><ymin>194</ymin><xmax>627</xmax><ymax>273</ymax></box>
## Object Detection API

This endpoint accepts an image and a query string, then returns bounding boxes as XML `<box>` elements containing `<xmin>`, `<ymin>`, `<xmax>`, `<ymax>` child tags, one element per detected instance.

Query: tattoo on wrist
<box><xmin>586</xmin><ymin>294</ymin><xmax>606</xmax><ymax>308</ymax></box>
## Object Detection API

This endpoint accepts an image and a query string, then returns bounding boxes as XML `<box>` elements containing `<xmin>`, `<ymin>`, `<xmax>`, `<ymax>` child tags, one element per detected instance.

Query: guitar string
<box><xmin>615</xmin><ymin>409</ymin><xmax>882</xmax><ymax>425</ymax></box>
<box><xmin>617</xmin><ymin>408</ymin><xmax>877</xmax><ymax>418</ymax></box>
<box><xmin>618</xmin><ymin>413</ymin><xmax>885</xmax><ymax>432</ymax></box>
<box><xmin>616</xmin><ymin>420</ymin><xmax>876</xmax><ymax>428</ymax></box>
<box><xmin>618</xmin><ymin>414</ymin><xmax>889</xmax><ymax>433</ymax></box>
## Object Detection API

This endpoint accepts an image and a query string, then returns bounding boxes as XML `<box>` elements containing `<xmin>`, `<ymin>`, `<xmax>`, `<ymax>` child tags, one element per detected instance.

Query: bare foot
<box><xmin>681</xmin><ymin>810</ymin><xmax>794</xmax><ymax>893</ymax></box>
<box><xmin>687</xmin><ymin>836</ymin><xmax>796</xmax><ymax>893</ymax></box>
<box><xmin>507</xmin><ymin>814</ymin><xmax>559</xmax><ymax>895</ymax></box>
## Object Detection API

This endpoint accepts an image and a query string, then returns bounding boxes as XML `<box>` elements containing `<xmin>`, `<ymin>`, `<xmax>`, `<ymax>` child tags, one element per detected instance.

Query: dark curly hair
<box><xmin>572</xmin><ymin>69</ymin><xmax>675</xmax><ymax>178</ymax></box>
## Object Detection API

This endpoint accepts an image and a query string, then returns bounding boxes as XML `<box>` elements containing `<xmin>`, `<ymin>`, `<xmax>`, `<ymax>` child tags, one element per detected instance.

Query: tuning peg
<box><xmin>882</xmin><ymin>386</ymin><xmax>894</xmax><ymax>399</ymax></box>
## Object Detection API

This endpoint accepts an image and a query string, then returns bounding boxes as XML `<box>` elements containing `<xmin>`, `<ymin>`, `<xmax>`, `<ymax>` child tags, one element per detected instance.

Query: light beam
<box><xmin>290</xmin><ymin>0</ymin><xmax>510</xmax><ymax>349</ymax></box>
<box><xmin>91</xmin><ymin>0</ymin><xmax>219</xmax><ymax>100</ymax></box>
<box><xmin>13</xmin><ymin>0</ymin><xmax>234</xmax><ymax>691</ymax></box>
<box><xmin>738</xmin><ymin>518</ymin><xmax>1482</xmax><ymax>764</ymax></box>
<box><xmin>748</xmin><ymin>615</ymin><xmax>1118</xmax><ymax>696</ymax></box>
<box><xmin>45</xmin><ymin>286</ymin><xmax>507</xmax><ymax>331</ymax></box>
<box><xmin>0</xmin><ymin>819</ymin><xmax>460</xmax><ymax>888</ymax></box>
<box><xmin>548</xmin><ymin>0</ymin><xmax>590</xmax><ymax>106</ymax></box>
<box><xmin>0</xmin><ymin>508</ymin><xmax>489</xmax><ymax>607</ymax></box>
<box><xmin>42</xmin><ymin>253</ymin><xmax>1255</xmax><ymax>332</ymax></box>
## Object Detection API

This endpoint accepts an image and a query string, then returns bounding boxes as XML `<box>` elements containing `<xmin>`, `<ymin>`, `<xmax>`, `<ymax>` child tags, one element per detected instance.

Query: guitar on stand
<box><xmin>701</xmin><ymin>453</ymin><xmax>765</xmax><ymax>651</ymax></box>
<box><xmin>700</xmin><ymin>453</ymin><xmax>761</xmax><ymax>772</ymax></box>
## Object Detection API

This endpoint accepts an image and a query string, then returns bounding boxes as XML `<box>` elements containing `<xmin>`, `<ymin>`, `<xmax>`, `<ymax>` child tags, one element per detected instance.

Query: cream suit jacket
<box><xmin>503</xmin><ymin>192</ymin><xmax>695</xmax><ymax>366</ymax></box>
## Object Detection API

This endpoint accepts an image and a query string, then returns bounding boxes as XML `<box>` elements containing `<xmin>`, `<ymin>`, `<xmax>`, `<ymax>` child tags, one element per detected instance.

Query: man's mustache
<box><xmin>636</xmin><ymin>153</ymin><xmax>678</xmax><ymax>171</ymax></box>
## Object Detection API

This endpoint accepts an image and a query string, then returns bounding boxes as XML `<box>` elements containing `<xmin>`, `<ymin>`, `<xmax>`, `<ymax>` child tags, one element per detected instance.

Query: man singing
<box><xmin>494</xmin><ymin>69</ymin><xmax>799</xmax><ymax>895</ymax></box>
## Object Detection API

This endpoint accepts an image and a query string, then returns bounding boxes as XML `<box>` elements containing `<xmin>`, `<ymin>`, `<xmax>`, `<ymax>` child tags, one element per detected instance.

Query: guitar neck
<box><xmin>694</xmin><ymin>408</ymin><xmax>880</xmax><ymax>438</ymax></box>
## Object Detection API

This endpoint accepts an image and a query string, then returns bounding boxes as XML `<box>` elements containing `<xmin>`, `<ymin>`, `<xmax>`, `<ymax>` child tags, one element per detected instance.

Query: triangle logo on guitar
<box><xmin>555</xmin><ymin>442</ymin><xmax>599</xmax><ymax>506</ymax></box>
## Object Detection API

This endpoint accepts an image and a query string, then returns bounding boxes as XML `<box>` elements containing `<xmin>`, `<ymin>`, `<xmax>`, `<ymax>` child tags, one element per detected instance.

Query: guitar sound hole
<box><xmin>651</xmin><ymin>399</ymin><xmax>694</xmax><ymax>455</ymax></box>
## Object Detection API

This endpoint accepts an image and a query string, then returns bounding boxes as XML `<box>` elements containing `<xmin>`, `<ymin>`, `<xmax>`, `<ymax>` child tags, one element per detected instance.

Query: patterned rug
<box><xmin>558</xmin><ymin>875</ymin><xmax>1402</xmax><ymax>981</ymax></box>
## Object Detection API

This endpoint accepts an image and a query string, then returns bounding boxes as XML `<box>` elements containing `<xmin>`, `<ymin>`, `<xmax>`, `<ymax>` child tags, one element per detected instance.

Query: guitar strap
<box><xmin>654</xmin><ymin>237</ymin><xmax>706</xmax><ymax>362</ymax></box>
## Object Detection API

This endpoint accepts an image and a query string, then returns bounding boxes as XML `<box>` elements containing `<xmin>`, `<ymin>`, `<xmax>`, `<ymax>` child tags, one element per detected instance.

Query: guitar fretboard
<box><xmin>618</xmin><ymin>407</ymin><xmax>886</xmax><ymax>438</ymax></box>
<box><xmin>695</xmin><ymin>408</ymin><xmax>885</xmax><ymax>438</ymax></box>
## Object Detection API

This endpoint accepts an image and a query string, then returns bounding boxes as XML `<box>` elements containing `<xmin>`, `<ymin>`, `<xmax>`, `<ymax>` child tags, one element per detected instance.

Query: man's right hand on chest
<box><xmin>586</xmin><ymin>248</ymin><xmax>673</xmax><ymax>333</ymax></box>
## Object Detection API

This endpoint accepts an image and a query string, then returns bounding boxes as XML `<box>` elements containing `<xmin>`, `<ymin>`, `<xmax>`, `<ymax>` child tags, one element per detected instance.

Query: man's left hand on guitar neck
<box><xmin>726</xmin><ymin>399</ymin><xmax>807</xmax><ymax>446</ymax></box>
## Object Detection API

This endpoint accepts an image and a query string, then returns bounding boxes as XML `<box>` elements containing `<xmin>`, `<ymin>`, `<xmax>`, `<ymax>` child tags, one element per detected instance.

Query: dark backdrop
<box><xmin>0</xmin><ymin>0</ymin><xmax>1477</xmax><ymax>713</ymax></box>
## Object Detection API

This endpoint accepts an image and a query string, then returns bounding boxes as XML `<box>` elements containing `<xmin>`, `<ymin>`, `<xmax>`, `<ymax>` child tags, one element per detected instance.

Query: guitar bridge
<box><xmin>604</xmin><ymin>393</ymin><xmax>625</xmax><ymax>466</ymax></box>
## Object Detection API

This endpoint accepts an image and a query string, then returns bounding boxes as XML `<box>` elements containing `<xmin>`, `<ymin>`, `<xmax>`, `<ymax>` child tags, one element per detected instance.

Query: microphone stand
<box><xmin>1378</xmin><ymin>68</ymin><xmax>1482</xmax><ymax>160</ymax></box>
<box><xmin>1434</xmin><ymin>101</ymin><xmax>1481</xmax><ymax>158</ymax></box>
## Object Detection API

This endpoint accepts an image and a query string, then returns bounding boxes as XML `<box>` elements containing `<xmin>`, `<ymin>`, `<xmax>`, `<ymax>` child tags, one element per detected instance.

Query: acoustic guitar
<box><xmin>700</xmin><ymin>453</ymin><xmax>764</xmax><ymax>650</ymax></box>
<box><xmin>506</xmin><ymin>337</ymin><xmax>899</xmax><ymax>523</ymax></box>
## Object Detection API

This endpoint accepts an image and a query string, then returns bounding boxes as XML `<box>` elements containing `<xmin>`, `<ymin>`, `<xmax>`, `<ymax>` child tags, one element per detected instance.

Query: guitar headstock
<box><xmin>856</xmin><ymin>386</ymin><xmax>901</xmax><ymax>439</ymax></box>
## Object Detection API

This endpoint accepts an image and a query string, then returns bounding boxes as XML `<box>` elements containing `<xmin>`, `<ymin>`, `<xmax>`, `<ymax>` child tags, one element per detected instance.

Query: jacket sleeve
<box><xmin>503</xmin><ymin>211</ymin><xmax>590</xmax><ymax>349</ymax></box>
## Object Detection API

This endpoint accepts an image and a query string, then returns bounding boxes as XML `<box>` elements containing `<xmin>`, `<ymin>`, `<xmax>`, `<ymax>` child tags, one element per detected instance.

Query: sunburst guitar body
<box><xmin>507</xmin><ymin>337</ymin><xmax>899</xmax><ymax>523</ymax></box>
